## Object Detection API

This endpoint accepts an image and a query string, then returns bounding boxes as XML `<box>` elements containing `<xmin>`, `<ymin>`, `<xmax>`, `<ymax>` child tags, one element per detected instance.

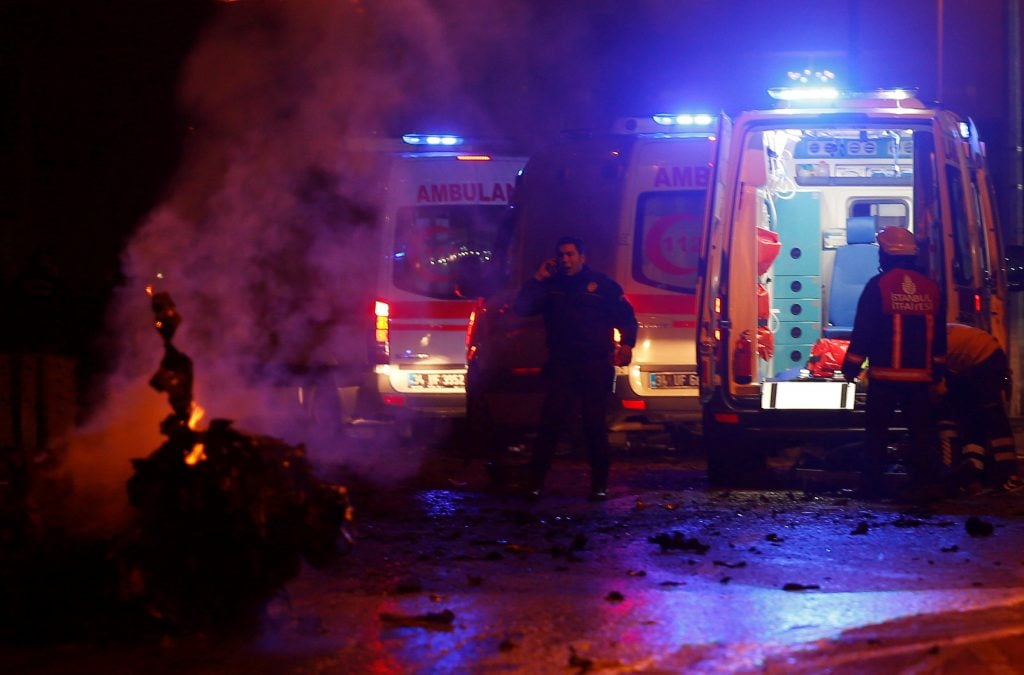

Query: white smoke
<box><xmin>54</xmin><ymin>0</ymin><xmax>605</xmax><ymax>535</ymax></box>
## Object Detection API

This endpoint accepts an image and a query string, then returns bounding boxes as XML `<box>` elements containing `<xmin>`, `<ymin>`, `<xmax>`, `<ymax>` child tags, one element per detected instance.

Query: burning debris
<box><xmin>119</xmin><ymin>289</ymin><xmax>353</xmax><ymax>627</ymax></box>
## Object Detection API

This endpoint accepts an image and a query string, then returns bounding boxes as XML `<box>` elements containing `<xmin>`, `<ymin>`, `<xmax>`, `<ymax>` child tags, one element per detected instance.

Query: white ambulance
<box><xmin>466</xmin><ymin>114</ymin><xmax>728</xmax><ymax>447</ymax></box>
<box><xmin>366</xmin><ymin>134</ymin><xmax>527</xmax><ymax>425</ymax></box>
<box><xmin>695</xmin><ymin>76</ymin><xmax>1024</xmax><ymax>483</ymax></box>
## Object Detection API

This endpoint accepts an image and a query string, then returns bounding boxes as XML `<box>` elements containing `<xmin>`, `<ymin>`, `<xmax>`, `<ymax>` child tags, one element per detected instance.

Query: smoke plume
<box><xmin>53</xmin><ymin>0</ymin><xmax>605</xmax><ymax>535</ymax></box>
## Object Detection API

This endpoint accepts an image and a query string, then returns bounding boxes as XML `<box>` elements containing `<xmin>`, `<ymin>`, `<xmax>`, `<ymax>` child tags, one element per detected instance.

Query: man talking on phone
<box><xmin>513</xmin><ymin>236</ymin><xmax>638</xmax><ymax>501</ymax></box>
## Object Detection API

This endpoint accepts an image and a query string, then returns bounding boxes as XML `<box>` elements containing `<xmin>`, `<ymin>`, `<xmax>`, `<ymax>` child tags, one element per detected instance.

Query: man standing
<box><xmin>841</xmin><ymin>227</ymin><xmax>946</xmax><ymax>499</ymax></box>
<box><xmin>514</xmin><ymin>236</ymin><xmax>638</xmax><ymax>501</ymax></box>
<box><xmin>941</xmin><ymin>322</ymin><xmax>1022</xmax><ymax>493</ymax></box>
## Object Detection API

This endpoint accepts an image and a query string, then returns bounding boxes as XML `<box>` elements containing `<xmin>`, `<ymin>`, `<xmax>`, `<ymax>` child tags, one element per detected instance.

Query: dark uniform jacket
<box><xmin>513</xmin><ymin>266</ymin><xmax>638</xmax><ymax>364</ymax></box>
<box><xmin>842</xmin><ymin>267</ymin><xmax>946</xmax><ymax>382</ymax></box>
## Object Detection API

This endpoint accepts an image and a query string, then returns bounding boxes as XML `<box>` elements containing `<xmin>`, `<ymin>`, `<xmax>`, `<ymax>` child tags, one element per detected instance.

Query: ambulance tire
<box><xmin>704</xmin><ymin>434</ymin><xmax>767</xmax><ymax>487</ymax></box>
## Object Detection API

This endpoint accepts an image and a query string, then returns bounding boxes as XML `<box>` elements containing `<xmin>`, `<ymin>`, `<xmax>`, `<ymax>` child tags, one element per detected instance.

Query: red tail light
<box><xmin>465</xmin><ymin>298</ymin><xmax>485</xmax><ymax>361</ymax></box>
<box><xmin>374</xmin><ymin>300</ymin><xmax>390</xmax><ymax>364</ymax></box>
<box><xmin>621</xmin><ymin>399</ymin><xmax>647</xmax><ymax>410</ymax></box>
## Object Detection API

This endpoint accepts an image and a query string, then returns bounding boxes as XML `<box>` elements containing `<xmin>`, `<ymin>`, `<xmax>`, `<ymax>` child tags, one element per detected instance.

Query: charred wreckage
<box><xmin>1</xmin><ymin>289</ymin><xmax>353</xmax><ymax>640</ymax></box>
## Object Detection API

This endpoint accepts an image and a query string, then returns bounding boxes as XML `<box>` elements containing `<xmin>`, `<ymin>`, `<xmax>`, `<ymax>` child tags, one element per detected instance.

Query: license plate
<box><xmin>649</xmin><ymin>372</ymin><xmax>699</xmax><ymax>389</ymax></box>
<box><xmin>408</xmin><ymin>372</ymin><xmax>465</xmax><ymax>389</ymax></box>
<box><xmin>761</xmin><ymin>381</ymin><xmax>856</xmax><ymax>410</ymax></box>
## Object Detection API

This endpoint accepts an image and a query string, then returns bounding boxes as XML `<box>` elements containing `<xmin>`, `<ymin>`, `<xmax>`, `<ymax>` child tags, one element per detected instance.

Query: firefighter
<box><xmin>940</xmin><ymin>323</ymin><xmax>1022</xmax><ymax>493</ymax></box>
<box><xmin>841</xmin><ymin>226</ymin><xmax>946</xmax><ymax>499</ymax></box>
<box><xmin>513</xmin><ymin>236</ymin><xmax>638</xmax><ymax>501</ymax></box>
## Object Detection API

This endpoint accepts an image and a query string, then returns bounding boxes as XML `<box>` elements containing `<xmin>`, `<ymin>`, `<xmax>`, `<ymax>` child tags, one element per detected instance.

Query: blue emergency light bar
<box><xmin>651</xmin><ymin>113</ymin><xmax>715</xmax><ymax>127</ymax></box>
<box><xmin>768</xmin><ymin>68</ymin><xmax>839</xmax><ymax>102</ymax></box>
<box><xmin>402</xmin><ymin>134</ymin><xmax>464</xmax><ymax>146</ymax></box>
<box><xmin>767</xmin><ymin>86</ymin><xmax>839</xmax><ymax>102</ymax></box>
<box><xmin>768</xmin><ymin>69</ymin><xmax>919</xmax><ymax>106</ymax></box>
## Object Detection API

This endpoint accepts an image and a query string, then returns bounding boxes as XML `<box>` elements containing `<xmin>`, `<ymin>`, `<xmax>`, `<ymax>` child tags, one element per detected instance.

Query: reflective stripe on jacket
<box><xmin>843</xmin><ymin>268</ymin><xmax>946</xmax><ymax>383</ymax></box>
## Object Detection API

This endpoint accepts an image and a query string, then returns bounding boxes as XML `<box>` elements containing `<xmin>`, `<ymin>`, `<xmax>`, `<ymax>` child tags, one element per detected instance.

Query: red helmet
<box><xmin>877</xmin><ymin>226</ymin><xmax>917</xmax><ymax>256</ymax></box>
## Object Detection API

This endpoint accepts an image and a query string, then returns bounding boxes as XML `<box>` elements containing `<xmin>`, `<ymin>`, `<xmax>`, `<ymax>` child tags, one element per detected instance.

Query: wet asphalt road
<box><xmin>5</xmin><ymin>435</ymin><xmax>1024</xmax><ymax>673</ymax></box>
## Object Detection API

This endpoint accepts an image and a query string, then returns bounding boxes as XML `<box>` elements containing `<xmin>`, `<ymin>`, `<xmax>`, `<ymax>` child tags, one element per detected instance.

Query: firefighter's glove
<box><xmin>614</xmin><ymin>344</ymin><xmax>633</xmax><ymax>367</ymax></box>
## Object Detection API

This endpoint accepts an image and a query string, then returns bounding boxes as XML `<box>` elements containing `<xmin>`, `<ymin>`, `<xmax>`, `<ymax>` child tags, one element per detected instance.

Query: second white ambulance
<box><xmin>466</xmin><ymin>114</ymin><xmax>728</xmax><ymax>447</ymax></box>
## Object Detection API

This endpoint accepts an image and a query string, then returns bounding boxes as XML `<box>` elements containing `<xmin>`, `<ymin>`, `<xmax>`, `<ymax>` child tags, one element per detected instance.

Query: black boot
<box><xmin>588</xmin><ymin>472</ymin><xmax>609</xmax><ymax>502</ymax></box>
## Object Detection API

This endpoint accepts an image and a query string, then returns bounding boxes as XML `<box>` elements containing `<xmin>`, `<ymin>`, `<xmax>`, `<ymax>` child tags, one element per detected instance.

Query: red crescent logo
<box><xmin>645</xmin><ymin>213</ymin><xmax>698</xmax><ymax>277</ymax></box>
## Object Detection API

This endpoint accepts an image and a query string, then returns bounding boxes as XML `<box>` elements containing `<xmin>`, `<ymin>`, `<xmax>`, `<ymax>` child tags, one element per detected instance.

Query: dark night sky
<box><xmin>2</xmin><ymin>0</ymin><xmax>213</xmax><ymax>294</ymax></box>
<box><xmin>1</xmin><ymin>0</ymin><xmax>1016</xmax><ymax>297</ymax></box>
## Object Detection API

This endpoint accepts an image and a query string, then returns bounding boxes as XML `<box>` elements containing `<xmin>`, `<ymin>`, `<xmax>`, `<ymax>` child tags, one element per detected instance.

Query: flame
<box><xmin>185</xmin><ymin>403</ymin><xmax>207</xmax><ymax>466</ymax></box>
<box><xmin>188</xmin><ymin>403</ymin><xmax>205</xmax><ymax>429</ymax></box>
<box><xmin>184</xmin><ymin>443</ymin><xmax>207</xmax><ymax>466</ymax></box>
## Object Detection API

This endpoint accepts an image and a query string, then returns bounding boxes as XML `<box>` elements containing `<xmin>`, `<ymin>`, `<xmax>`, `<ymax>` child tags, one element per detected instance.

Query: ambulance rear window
<box><xmin>392</xmin><ymin>205</ymin><xmax>509</xmax><ymax>299</ymax></box>
<box><xmin>632</xmin><ymin>191</ymin><xmax>705</xmax><ymax>293</ymax></box>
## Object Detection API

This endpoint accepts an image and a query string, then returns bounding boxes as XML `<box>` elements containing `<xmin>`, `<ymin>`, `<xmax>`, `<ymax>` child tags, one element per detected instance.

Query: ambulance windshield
<box><xmin>392</xmin><ymin>204</ymin><xmax>510</xmax><ymax>299</ymax></box>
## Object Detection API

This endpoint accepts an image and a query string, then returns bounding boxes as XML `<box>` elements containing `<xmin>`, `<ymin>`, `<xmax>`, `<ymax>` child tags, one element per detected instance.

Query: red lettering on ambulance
<box><xmin>416</xmin><ymin>182</ymin><xmax>514</xmax><ymax>204</ymax></box>
<box><xmin>653</xmin><ymin>166</ymin><xmax>710</xmax><ymax>189</ymax></box>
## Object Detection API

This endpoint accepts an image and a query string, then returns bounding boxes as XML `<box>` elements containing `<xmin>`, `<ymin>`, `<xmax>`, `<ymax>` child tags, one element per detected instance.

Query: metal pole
<box><xmin>937</xmin><ymin>0</ymin><xmax>944</xmax><ymax>101</ymax></box>
<box><xmin>1008</xmin><ymin>0</ymin><xmax>1024</xmax><ymax>416</ymax></box>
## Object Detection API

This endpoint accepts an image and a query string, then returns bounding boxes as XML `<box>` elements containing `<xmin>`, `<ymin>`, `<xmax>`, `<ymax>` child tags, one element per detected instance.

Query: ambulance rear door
<box><xmin>375</xmin><ymin>151</ymin><xmax>525</xmax><ymax>415</ymax></box>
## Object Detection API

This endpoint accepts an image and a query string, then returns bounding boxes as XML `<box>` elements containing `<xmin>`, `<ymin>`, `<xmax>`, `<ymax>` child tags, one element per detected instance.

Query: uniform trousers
<box><xmin>529</xmin><ymin>359</ymin><xmax>615</xmax><ymax>490</ymax></box>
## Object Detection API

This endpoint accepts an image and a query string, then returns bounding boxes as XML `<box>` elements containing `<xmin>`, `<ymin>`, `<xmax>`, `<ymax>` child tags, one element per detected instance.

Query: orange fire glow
<box><xmin>184</xmin><ymin>403</ymin><xmax>207</xmax><ymax>466</ymax></box>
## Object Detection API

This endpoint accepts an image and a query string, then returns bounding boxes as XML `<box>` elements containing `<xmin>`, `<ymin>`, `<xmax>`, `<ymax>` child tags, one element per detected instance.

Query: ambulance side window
<box><xmin>969</xmin><ymin>170</ymin><xmax>992</xmax><ymax>284</ymax></box>
<box><xmin>849</xmin><ymin>199</ymin><xmax>908</xmax><ymax>231</ymax></box>
<box><xmin>945</xmin><ymin>165</ymin><xmax>973</xmax><ymax>285</ymax></box>
<box><xmin>632</xmin><ymin>191</ymin><xmax>705</xmax><ymax>293</ymax></box>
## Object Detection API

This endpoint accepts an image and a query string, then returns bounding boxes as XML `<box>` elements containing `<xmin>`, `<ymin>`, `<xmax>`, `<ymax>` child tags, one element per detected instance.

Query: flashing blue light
<box><xmin>651</xmin><ymin>113</ymin><xmax>715</xmax><ymax>126</ymax></box>
<box><xmin>768</xmin><ymin>86</ymin><xmax>840</xmax><ymax>102</ymax></box>
<box><xmin>871</xmin><ymin>88</ymin><xmax>915</xmax><ymax>101</ymax></box>
<box><xmin>788</xmin><ymin>68</ymin><xmax>835</xmax><ymax>85</ymax></box>
<box><xmin>768</xmin><ymin>69</ymin><xmax>841</xmax><ymax>103</ymax></box>
<box><xmin>402</xmin><ymin>134</ymin><xmax>464</xmax><ymax>146</ymax></box>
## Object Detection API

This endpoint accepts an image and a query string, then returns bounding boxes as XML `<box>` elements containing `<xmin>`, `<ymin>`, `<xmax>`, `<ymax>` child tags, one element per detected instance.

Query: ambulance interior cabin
<box><xmin>737</xmin><ymin>123</ymin><xmax>923</xmax><ymax>383</ymax></box>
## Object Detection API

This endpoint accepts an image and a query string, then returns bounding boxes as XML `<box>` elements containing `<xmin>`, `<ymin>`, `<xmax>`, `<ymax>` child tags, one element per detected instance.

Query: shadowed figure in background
<box><xmin>842</xmin><ymin>227</ymin><xmax>947</xmax><ymax>500</ymax></box>
<box><xmin>938</xmin><ymin>322</ymin><xmax>1023</xmax><ymax>494</ymax></box>
<box><xmin>513</xmin><ymin>236</ymin><xmax>637</xmax><ymax>501</ymax></box>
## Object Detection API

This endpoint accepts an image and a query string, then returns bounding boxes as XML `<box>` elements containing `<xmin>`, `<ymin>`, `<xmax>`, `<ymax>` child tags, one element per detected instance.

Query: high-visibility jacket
<box><xmin>842</xmin><ymin>267</ymin><xmax>946</xmax><ymax>382</ymax></box>
<box><xmin>946</xmin><ymin>323</ymin><xmax>1001</xmax><ymax>376</ymax></box>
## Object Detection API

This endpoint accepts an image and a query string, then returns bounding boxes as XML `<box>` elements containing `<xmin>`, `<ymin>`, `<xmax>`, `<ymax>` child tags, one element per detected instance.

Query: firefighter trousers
<box><xmin>947</xmin><ymin>350</ymin><xmax>1017</xmax><ymax>479</ymax></box>
<box><xmin>864</xmin><ymin>380</ymin><xmax>937</xmax><ymax>489</ymax></box>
